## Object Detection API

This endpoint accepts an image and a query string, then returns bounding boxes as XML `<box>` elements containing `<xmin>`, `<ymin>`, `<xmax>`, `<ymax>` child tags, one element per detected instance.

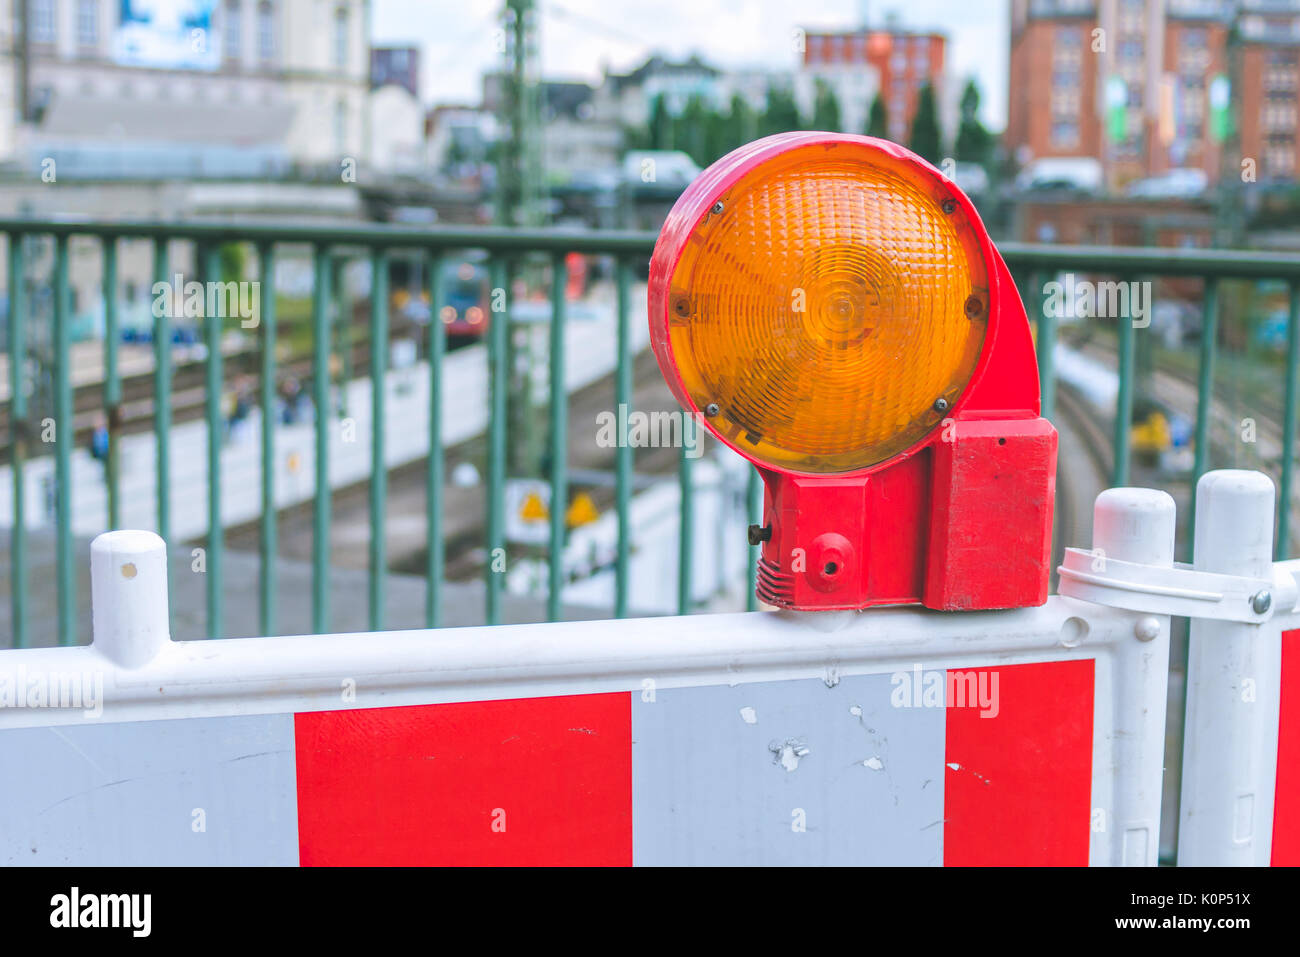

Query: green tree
<box><xmin>759</xmin><ymin>83</ymin><xmax>802</xmax><ymax>137</ymax></box>
<box><xmin>721</xmin><ymin>93</ymin><xmax>756</xmax><ymax>155</ymax></box>
<box><xmin>648</xmin><ymin>94</ymin><xmax>673</xmax><ymax>150</ymax></box>
<box><xmin>907</xmin><ymin>83</ymin><xmax>943</xmax><ymax>163</ymax></box>
<box><xmin>954</xmin><ymin>79</ymin><xmax>993</xmax><ymax>166</ymax></box>
<box><xmin>675</xmin><ymin>94</ymin><xmax>712</xmax><ymax>167</ymax></box>
<box><xmin>811</xmin><ymin>79</ymin><xmax>842</xmax><ymax>132</ymax></box>
<box><xmin>865</xmin><ymin>93</ymin><xmax>889</xmax><ymax>139</ymax></box>
<box><xmin>218</xmin><ymin>243</ymin><xmax>247</xmax><ymax>285</ymax></box>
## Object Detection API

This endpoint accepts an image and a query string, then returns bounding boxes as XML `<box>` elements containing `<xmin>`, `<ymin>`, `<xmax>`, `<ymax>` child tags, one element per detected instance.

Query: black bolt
<box><xmin>933</xmin><ymin>397</ymin><xmax>949</xmax><ymax>413</ymax></box>
<box><xmin>747</xmin><ymin>524</ymin><xmax>772</xmax><ymax>546</ymax></box>
<box><xmin>704</xmin><ymin>403</ymin><xmax>720</xmax><ymax>417</ymax></box>
<box><xmin>964</xmin><ymin>295</ymin><xmax>983</xmax><ymax>319</ymax></box>
<box><xmin>941</xmin><ymin>199</ymin><xmax>957</xmax><ymax>214</ymax></box>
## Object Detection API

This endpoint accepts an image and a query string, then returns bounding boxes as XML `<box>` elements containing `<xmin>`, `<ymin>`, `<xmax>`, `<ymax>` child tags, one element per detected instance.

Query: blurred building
<box><xmin>596</xmin><ymin>54</ymin><xmax>722</xmax><ymax>129</ymax></box>
<box><xmin>538</xmin><ymin>80</ymin><xmax>619</xmax><ymax>186</ymax></box>
<box><xmin>371</xmin><ymin>45</ymin><xmax>419</xmax><ymax>98</ymax></box>
<box><xmin>1008</xmin><ymin>0</ymin><xmax>1300</xmax><ymax>189</ymax></box>
<box><xmin>426</xmin><ymin>104</ymin><xmax>495</xmax><ymax>177</ymax></box>
<box><xmin>1237</xmin><ymin>0</ymin><xmax>1300</xmax><ymax>181</ymax></box>
<box><xmin>799</xmin><ymin>26</ymin><xmax>951</xmax><ymax>142</ymax></box>
<box><xmin>479</xmin><ymin>71</ymin><xmax>620</xmax><ymax>190</ymax></box>
<box><xmin>369</xmin><ymin>83</ymin><xmax>425</xmax><ymax>175</ymax></box>
<box><xmin>0</xmin><ymin>0</ymin><xmax>371</xmax><ymax>178</ymax></box>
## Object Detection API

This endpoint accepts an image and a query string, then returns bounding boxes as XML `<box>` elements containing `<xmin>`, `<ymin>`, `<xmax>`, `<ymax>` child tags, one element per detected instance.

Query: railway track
<box><xmin>1052</xmin><ymin>381</ymin><xmax>1116</xmax><ymax>579</ymax></box>
<box><xmin>220</xmin><ymin>347</ymin><xmax>683</xmax><ymax>582</ymax></box>
<box><xmin>0</xmin><ymin>311</ymin><xmax>422</xmax><ymax>464</ymax></box>
<box><xmin>1064</xmin><ymin>331</ymin><xmax>1296</xmax><ymax>554</ymax></box>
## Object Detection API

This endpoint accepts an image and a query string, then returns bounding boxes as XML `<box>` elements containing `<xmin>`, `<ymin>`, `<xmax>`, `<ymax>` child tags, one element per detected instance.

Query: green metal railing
<box><xmin>1006</xmin><ymin>242</ymin><xmax>1300</xmax><ymax>557</ymax></box>
<box><xmin>4</xmin><ymin>220</ymin><xmax>664</xmax><ymax>648</ymax></box>
<box><xmin>5</xmin><ymin>220</ymin><xmax>1300</xmax><ymax>649</ymax></box>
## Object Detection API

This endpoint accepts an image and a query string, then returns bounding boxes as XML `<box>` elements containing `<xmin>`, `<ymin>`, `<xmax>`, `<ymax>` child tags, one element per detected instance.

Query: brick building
<box><xmin>801</xmin><ymin>26</ymin><xmax>952</xmax><ymax>142</ymax></box>
<box><xmin>1237</xmin><ymin>2</ymin><xmax>1300</xmax><ymax>181</ymax></box>
<box><xmin>1008</xmin><ymin>0</ymin><xmax>1299</xmax><ymax>189</ymax></box>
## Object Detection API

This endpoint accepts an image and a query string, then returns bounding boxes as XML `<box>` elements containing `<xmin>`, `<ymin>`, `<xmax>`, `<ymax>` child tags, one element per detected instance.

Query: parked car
<box><xmin>1125</xmin><ymin>168</ymin><xmax>1208</xmax><ymax>199</ymax></box>
<box><xmin>1014</xmin><ymin>157</ymin><xmax>1104</xmax><ymax>194</ymax></box>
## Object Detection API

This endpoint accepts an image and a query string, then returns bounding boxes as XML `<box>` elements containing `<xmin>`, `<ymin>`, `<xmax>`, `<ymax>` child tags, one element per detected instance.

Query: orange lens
<box><xmin>666</xmin><ymin>140</ymin><xmax>990</xmax><ymax>473</ymax></box>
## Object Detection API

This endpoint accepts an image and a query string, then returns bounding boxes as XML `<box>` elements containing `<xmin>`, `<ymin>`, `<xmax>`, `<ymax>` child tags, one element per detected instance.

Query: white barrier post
<box><xmin>1091</xmin><ymin>487</ymin><xmax>1174</xmax><ymax>866</ymax></box>
<box><xmin>1178</xmin><ymin>470</ymin><xmax>1282</xmax><ymax>865</ymax></box>
<box><xmin>90</xmin><ymin>530</ymin><xmax>172</xmax><ymax>669</ymax></box>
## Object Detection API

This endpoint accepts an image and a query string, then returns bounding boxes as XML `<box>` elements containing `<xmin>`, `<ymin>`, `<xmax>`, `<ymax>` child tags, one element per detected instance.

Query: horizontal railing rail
<box><xmin>4</xmin><ymin>218</ymin><xmax>1300</xmax><ymax>652</ymax></box>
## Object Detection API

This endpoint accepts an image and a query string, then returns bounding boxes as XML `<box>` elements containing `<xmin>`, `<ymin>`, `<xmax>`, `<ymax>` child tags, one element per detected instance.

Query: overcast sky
<box><xmin>373</xmin><ymin>0</ymin><xmax>1011</xmax><ymax>131</ymax></box>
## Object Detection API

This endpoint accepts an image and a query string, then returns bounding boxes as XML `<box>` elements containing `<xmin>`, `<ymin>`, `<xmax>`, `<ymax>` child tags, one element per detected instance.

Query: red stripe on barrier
<box><xmin>1272</xmin><ymin>629</ymin><xmax>1300</xmax><ymax>866</ymax></box>
<box><xmin>943</xmin><ymin>659</ymin><xmax>1094</xmax><ymax>866</ymax></box>
<box><xmin>294</xmin><ymin>693</ymin><xmax>633</xmax><ymax>866</ymax></box>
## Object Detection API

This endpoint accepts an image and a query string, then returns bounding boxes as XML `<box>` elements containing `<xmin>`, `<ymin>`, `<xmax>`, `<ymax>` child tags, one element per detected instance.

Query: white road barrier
<box><xmin>0</xmin><ymin>472</ymin><xmax>1294</xmax><ymax>865</ymax></box>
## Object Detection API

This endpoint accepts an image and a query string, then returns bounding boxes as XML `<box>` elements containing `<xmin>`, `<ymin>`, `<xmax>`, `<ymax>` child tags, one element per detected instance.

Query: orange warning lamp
<box><xmin>648</xmin><ymin>133</ymin><xmax>1057</xmax><ymax>611</ymax></box>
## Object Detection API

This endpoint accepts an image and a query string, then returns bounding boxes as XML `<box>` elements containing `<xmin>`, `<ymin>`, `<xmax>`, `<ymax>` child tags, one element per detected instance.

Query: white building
<box><xmin>0</xmin><ymin>0</ymin><xmax>371</xmax><ymax>176</ymax></box>
<box><xmin>369</xmin><ymin>83</ymin><xmax>424</xmax><ymax>174</ymax></box>
<box><xmin>540</xmin><ymin>80</ymin><xmax>620</xmax><ymax>185</ymax></box>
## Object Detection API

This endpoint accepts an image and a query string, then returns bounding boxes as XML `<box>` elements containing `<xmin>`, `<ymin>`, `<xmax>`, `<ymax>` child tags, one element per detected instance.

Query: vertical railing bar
<box><xmin>547</xmin><ymin>252</ymin><xmax>567</xmax><ymax>622</ymax></box>
<box><xmin>153</xmin><ymin>238</ymin><xmax>171</xmax><ymax>547</ymax></box>
<box><xmin>746</xmin><ymin>467</ymin><xmax>761</xmax><ymax>612</ymax></box>
<box><xmin>311</xmin><ymin>244</ymin><xmax>331</xmax><ymax>634</ymax></box>
<box><xmin>425</xmin><ymin>251</ymin><xmax>445</xmax><ymax>628</ymax></box>
<box><xmin>202</xmin><ymin>243</ymin><xmax>223</xmax><ymax>638</ymax></box>
<box><xmin>102</xmin><ymin>237</ymin><xmax>121</xmax><ymax>530</ymax></box>
<box><xmin>258</xmin><ymin>242</ymin><xmax>278</xmax><ymax>635</ymax></box>
<box><xmin>53</xmin><ymin>234</ymin><xmax>74</xmax><ymax>645</ymax></box>
<box><xmin>8</xmin><ymin>233</ymin><xmax>27</xmax><ymax>647</ymax></box>
<box><xmin>1034</xmin><ymin>270</ymin><xmax>1056</xmax><ymax>421</ymax></box>
<box><xmin>1191</xmin><ymin>276</ymin><xmax>1219</xmax><ymax>519</ymax></box>
<box><xmin>486</xmin><ymin>257</ymin><xmax>508</xmax><ymax>626</ymax></box>
<box><xmin>368</xmin><ymin>247</ymin><xmax>389</xmax><ymax>632</ymax></box>
<box><xmin>1278</xmin><ymin>280</ymin><xmax>1300</xmax><ymax>560</ymax></box>
<box><xmin>1112</xmin><ymin>273</ymin><xmax>1136</xmax><ymax>487</ymax></box>
<box><xmin>614</xmin><ymin>258</ymin><xmax>632</xmax><ymax>619</ymax></box>
<box><xmin>678</xmin><ymin>440</ymin><xmax>693</xmax><ymax>616</ymax></box>
<box><xmin>332</xmin><ymin>255</ymin><xmax>351</xmax><ymax>417</ymax></box>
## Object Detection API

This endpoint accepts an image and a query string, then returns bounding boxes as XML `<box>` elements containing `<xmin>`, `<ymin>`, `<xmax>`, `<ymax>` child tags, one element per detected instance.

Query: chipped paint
<box><xmin>864</xmin><ymin>756</ymin><xmax>884</xmax><ymax>770</ymax></box>
<box><xmin>769</xmin><ymin>738</ymin><xmax>810</xmax><ymax>772</ymax></box>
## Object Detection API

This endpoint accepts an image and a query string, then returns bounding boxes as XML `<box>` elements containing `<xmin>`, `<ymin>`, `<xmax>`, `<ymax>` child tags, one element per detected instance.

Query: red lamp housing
<box><xmin>648</xmin><ymin>133</ymin><xmax>1057</xmax><ymax>611</ymax></box>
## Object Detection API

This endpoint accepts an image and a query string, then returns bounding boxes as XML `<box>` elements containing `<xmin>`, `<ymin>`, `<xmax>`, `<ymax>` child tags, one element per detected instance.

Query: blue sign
<box><xmin>114</xmin><ymin>0</ymin><xmax>221</xmax><ymax>71</ymax></box>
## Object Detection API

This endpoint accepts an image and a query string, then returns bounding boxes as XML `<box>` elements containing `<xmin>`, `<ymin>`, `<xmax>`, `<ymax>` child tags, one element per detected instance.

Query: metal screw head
<box><xmin>704</xmin><ymin>402</ymin><xmax>720</xmax><ymax>417</ymax></box>
<box><xmin>1134</xmin><ymin>617</ymin><xmax>1161</xmax><ymax>642</ymax></box>
<box><xmin>673</xmin><ymin>297</ymin><xmax>691</xmax><ymax>318</ymax></box>
<box><xmin>711</xmin><ymin>200</ymin><xmax>725</xmax><ymax>215</ymax></box>
<box><xmin>941</xmin><ymin>199</ymin><xmax>957</xmax><ymax>214</ymax></box>
<box><xmin>964</xmin><ymin>295</ymin><xmax>984</xmax><ymax>319</ymax></box>
<box><xmin>933</xmin><ymin>397</ymin><xmax>949</xmax><ymax>413</ymax></box>
<box><xmin>1252</xmin><ymin>590</ymin><xmax>1272</xmax><ymax>615</ymax></box>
